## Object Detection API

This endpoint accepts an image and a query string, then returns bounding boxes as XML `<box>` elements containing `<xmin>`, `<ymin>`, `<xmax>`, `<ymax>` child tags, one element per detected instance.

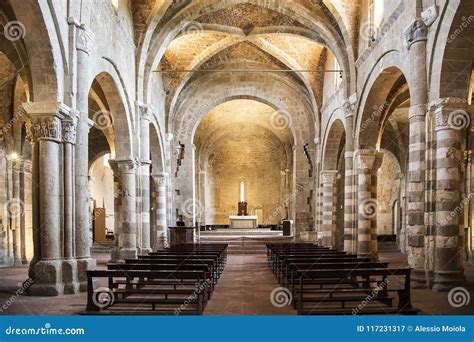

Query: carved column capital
<box><xmin>152</xmin><ymin>172</ymin><xmax>168</xmax><ymax>186</ymax></box>
<box><xmin>320</xmin><ymin>170</ymin><xmax>337</xmax><ymax>184</ymax></box>
<box><xmin>405</xmin><ymin>19</ymin><xmax>428</xmax><ymax>50</ymax></box>
<box><xmin>22</xmin><ymin>102</ymin><xmax>71</xmax><ymax>143</ymax></box>
<box><xmin>430</xmin><ymin>97</ymin><xmax>469</xmax><ymax>131</ymax></box>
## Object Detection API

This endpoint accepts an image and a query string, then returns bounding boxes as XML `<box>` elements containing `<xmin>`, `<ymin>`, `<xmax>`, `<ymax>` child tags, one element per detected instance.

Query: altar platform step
<box><xmin>199</xmin><ymin>233</ymin><xmax>293</xmax><ymax>254</ymax></box>
<box><xmin>200</xmin><ymin>228</ymin><xmax>283</xmax><ymax>236</ymax></box>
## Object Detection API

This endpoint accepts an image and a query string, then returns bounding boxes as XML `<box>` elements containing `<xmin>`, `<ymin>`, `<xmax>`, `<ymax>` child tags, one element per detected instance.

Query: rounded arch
<box><xmin>356</xmin><ymin>55</ymin><xmax>412</xmax><ymax>150</ymax></box>
<box><xmin>137</xmin><ymin>0</ymin><xmax>356</xmax><ymax>107</ymax></box>
<box><xmin>88</xmin><ymin>69</ymin><xmax>133</xmax><ymax>160</ymax></box>
<box><xmin>322</xmin><ymin>117</ymin><xmax>346</xmax><ymax>171</ymax></box>
<box><xmin>430</xmin><ymin>0</ymin><xmax>474</xmax><ymax>99</ymax></box>
<box><xmin>7</xmin><ymin>0</ymin><xmax>61</xmax><ymax>101</ymax></box>
<box><xmin>171</xmin><ymin>70</ymin><xmax>314</xmax><ymax>146</ymax></box>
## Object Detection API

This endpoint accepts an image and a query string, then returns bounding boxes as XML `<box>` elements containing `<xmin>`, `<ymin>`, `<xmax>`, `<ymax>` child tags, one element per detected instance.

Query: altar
<box><xmin>229</xmin><ymin>215</ymin><xmax>258</xmax><ymax>229</ymax></box>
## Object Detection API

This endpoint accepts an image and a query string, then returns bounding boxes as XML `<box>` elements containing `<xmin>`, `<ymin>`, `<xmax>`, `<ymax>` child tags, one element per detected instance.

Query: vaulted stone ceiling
<box><xmin>134</xmin><ymin>0</ymin><xmax>357</xmax><ymax>122</ymax></box>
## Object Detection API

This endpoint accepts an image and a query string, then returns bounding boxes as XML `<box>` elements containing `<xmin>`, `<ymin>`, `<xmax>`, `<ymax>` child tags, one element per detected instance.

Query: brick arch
<box><xmin>88</xmin><ymin>71</ymin><xmax>133</xmax><ymax>160</ymax></box>
<box><xmin>322</xmin><ymin>117</ymin><xmax>345</xmax><ymax>171</ymax></box>
<box><xmin>355</xmin><ymin>55</ymin><xmax>412</xmax><ymax>150</ymax></box>
<box><xmin>170</xmin><ymin>70</ymin><xmax>314</xmax><ymax>146</ymax></box>
<box><xmin>138</xmin><ymin>0</ymin><xmax>356</xmax><ymax>105</ymax></box>
<box><xmin>430</xmin><ymin>0</ymin><xmax>474</xmax><ymax>99</ymax></box>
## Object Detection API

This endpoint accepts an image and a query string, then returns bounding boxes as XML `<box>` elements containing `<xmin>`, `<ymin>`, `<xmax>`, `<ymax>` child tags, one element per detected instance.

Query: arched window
<box><xmin>111</xmin><ymin>0</ymin><xmax>119</xmax><ymax>11</ymax></box>
<box><xmin>333</xmin><ymin>57</ymin><xmax>341</xmax><ymax>90</ymax></box>
<box><xmin>369</xmin><ymin>0</ymin><xmax>384</xmax><ymax>41</ymax></box>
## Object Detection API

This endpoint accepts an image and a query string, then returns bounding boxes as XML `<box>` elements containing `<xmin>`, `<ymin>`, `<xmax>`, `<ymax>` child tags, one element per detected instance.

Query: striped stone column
<box><xmin>344</xmin><ymin>104</ymin><xmax>356</xmax><ymax>253</ymax></box>
<box><xmin>115</xmin><ymin>159</ymin><xmax>138</xmax><ymax>260</ymax></box>
<box><xmin>320</xmin><ymin>170</ymin><xmax>337</xmax><ymax>247</ymax></box>
<box><xmin>432</xmin><ymin>98</ymin><xmax>466</xmax><ymax>291</ymax></box>
<box><xmin>355</xmin><ymin>149</ymin><xmax>383</xmax><ymax>259</ymax></box>
<box><xmin>405</xmin><ymin>18</ymin><xmax>428</xmax><ymax>288</ymax></box>
<box><xmin>344</xmin><ymin>151</ymin><xmax>356</xmax><ymax>254</ymax></box>
<box><xmin>151</xmin><ymin>173</ymin><xmax>168</xmax><ymax>250</ymax></box>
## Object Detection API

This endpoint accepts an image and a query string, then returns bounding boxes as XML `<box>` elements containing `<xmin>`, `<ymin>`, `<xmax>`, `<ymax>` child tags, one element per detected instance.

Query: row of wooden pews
<box><xmin>85</xmin><ymin>243</ymin><xmax>227</xmax><ymax>315</ymax></box>
<box><xmin>267</xmin><ymin>243</ymin><xmax>419</xmax><ymax>315</ymax></box>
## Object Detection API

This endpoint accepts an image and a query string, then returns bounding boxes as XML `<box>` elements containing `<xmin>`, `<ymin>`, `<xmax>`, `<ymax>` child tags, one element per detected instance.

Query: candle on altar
<box><xmin>240</xmin><ymin>180</ymin><xmax>245</xmax><ymax>202</ymax></box>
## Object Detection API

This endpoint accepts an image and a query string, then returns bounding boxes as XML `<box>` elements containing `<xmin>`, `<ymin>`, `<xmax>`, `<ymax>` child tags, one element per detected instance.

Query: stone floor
<box><xmin>0</xmin><ymin>252</ymin><xmax>473</xmax><ymax>315</ymax></box>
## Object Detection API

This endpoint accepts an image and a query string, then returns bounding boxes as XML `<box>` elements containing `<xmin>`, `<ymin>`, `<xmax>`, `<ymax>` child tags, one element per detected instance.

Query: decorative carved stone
<box><xmin>76</xmin><ymin>25</ymin><xmax>95</xmax><ymax>54</ymax></box>
<box><xmin>26</xmin><ymin>116</ymin><xmax>62</xmax><ymax>143</ymax></box>
<box><xmin>405</xmin><ymin>19</ymin><xmax>428</xmax><ymax>50</ymax></box>
<box><xmin>62</xmin><ymin>118</ymin><xmax>78</xmax><ymax>144</ymax></box>
<box><xmin>421</xmin><ymin>5</ymin><xmax>438</xmax><ymax>27</ymax></box>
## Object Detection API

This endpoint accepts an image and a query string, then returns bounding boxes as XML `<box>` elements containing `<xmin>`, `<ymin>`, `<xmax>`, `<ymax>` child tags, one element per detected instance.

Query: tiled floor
<box><xmin>0</xmin><ymin>252</ymin><xmax>473</xmax><ymax>315</ymax></box>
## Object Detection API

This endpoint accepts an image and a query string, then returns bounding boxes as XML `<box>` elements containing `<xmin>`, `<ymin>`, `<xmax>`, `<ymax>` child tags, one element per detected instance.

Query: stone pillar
<box><xmin>355</xmin><ymin>149</ymin><xmax>383</xmax><ymax>259</ymax></box>
<box><xmin>23</xmin><ymin>102</ymin><xmax>70</xmax><ymax>296</ymax></box>
<box><xmin>151</xmin><ymin>173</ymin><xmax>168</xmax><ymax>250</ymax></box>
<box><xmin>74</xmin><ymin>23</ymin><xmax>96</xmax><ymax>289</ymax></box>
<box><xmin>405</xmin><ymin>18</ymin><xmax>428</xmax><ymax>288</ymax></box>
<box><xmin>62</xmin><ymin>113</ymin><xmax>80</xmax><ymax>294</ymax></box>
<box><xmin>109</xmin><ymin>160</ymin><xmax>122</xmax><ymax>262</ymax></box>
<box><xmin>432</xmin><ymin>98</ymin><xmax>467</xmax><ymax>291</ymax></box>
<box><xmin>9</xmin><ymin>157</ymin><xmax>22</xmax><ymax>265</ymax></box>
<box><xmin>343</xmin><ymin>102</ymin><xmax>356</xmax><ymax>253</ymax></box>
<box><xmin>320</xmin><ymin>170</ymin><xmax>337</xmax><ymax>247</ymax></box>
<box><xmin>138</xmin><ymin>103</ymin><xmax>152</xmax><ymax>254</ymax></box>
<box><xmin>115</xmin><ymin>159</ymin><xmax>138</xmax><ymax>260</ymax></box>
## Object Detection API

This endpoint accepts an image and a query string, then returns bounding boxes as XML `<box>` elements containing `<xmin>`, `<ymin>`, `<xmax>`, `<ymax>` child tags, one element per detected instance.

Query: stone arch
<box><xmin>322</xmin><ymin>116</ymin><xmax>346</xmax><ymax>171</ymax></box>
<box><xmin>138</xmin><ymin>0</ymin><xmax>356</xmax><ymax>105</ymax></box>
<box><xmin>430</xmin><ymin>0</ymin><xmax>474</xmax><ymax>99</ymax></box>
<box><xmin>88</xmin><ymin>70</ymin><xmax>133</xmax><ymax>160</ymax></box>
<box><xmin>356</xmin><ymin>58</ymin><xmax>411</xmax><ymax>150</ymax></box>
<box><xmin>171</xmin><ymin>70</ymin><xmax>314</xmax><ymax>145</ymax></box>
<box><xmin>7</xmin><ymin>1</ymin><xmax>61</xmax><ymax>101</ymax></box>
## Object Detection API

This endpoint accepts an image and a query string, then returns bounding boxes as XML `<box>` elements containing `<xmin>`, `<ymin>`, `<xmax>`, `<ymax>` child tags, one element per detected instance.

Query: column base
<box><xmin>411</xmin><ymin>269</ymin><xmax>428</xmax><ymax>289</ymax></box>
<box><xmin>28</xmin><ymin>259</ymin><xmax>64</xmax><ymax>296</ymax></box>
<box><xmin>140</xmin><ymin>247</ymin><xmax>153</xmax><ymax>255</ymax></box>
<box><xmin>119</xmin><ymin>248</ymin><xmax>137</xmax><ymax>260</ymax></box>
<box><xmin>62</xmin><ymin>259</ymin><xmax>80</xmax><ymax>294</ymax></box>
<box><xmin>432</xmin><ymin>270</ymin><xmax>464</xmax><ymax>292</ymax></box>
<box><xmin>77</xmin><ymin>257</ymin><xmax>96</xmax><ymax>292</ymax></box>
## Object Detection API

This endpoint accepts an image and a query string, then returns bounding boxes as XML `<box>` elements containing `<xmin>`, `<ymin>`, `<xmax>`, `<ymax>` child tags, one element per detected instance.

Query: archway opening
<box><xmin>193</xmin><ymin>99</ymin><xmax>294</xmax><ymax>233</ymax></box>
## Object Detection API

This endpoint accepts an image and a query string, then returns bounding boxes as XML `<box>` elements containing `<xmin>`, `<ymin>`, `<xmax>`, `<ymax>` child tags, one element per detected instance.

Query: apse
<box><xmin>194</xmin><ymin>99</ymin><xmax>294</xmax><ymax>227</ymax></box>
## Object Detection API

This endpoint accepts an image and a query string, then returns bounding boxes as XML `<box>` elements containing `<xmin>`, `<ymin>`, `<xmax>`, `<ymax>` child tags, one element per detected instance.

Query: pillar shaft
<box><xmin>152</xmin><ymin>174</ymin><xmax>168</xmax><ymax>250</ymax></box>
<box><xmin>432</xmin><ymin>98</ymin><xmax>466</xmax><ymax>291</ymax></box>
<box><xmin>320</xmin><ymin>170</ymin><xmax>337</xmax><ymax>247</ymax></box>
<box><xmin>405</xmin><ymin>18</ymin><xmax>428</xmax><ymax>287</ymax></box>
<box><xmin>355</xmin><ymin>149</ymin><xmax>383</xmax><ymax>260</ymax></box>
<box><xmin>74</xmin><ymin>24</ymin><xmax>96</xmax><ymax>288</ymax></box>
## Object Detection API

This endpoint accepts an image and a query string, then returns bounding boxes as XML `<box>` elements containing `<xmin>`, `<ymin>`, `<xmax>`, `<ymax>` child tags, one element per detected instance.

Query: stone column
<box><xmin>343</xmin><ymin>102</ymin><xmax>356</xmax><ymax>253</ymax></box>
<box><xmin>320</xmin><ymin>170</ymin><xmax>337</xmax><ymax>247</ymax></box>
<box><xmin>138</xmin><ymin>103</ymin><xmax>152</xmax><ymax>254</ymax></box>
<box><xmin>74</xmin><ymin>23</ymin><xmax>96</xmax><ymax>289</ymax></box>
<box><xmin>9</xmin><ymin>157</ymin><xmax>22</xmax><ymax>265</ymax></box>
<box><xmin>355</xmin><ymin>149</ymin><xmax>383</xmax><ymax>259</ymax></box>
<box><xmin>151</xmin><ymin>173</ymin><xmax>168</xmax><ymax>250</ymax></box>
<box><xmin>23</xmin><ymin>102</ymin><xmax>69</xmax><ymax>296</ymax></box>
<box><xmin>109</xmin><ymin>160</ymin><xmax>122</xmax><ymax>262</ymax></box>
<box><xmin>116</xmin><ymin>159</ymin><xmax>138</xmax><ymax>260</ymax></box>
<box><xmin>405</xmin><ymin>18</ymin><xmax>428</xmax><ymax>288</ymax></box>
<box><xmin>432</xmin><ymin>98</ymin><xmax>467</xmax><ymax>291</ymax></box>
<box><xmin>62</xmin><ymin>113</ymin><xmax>80</xmax><ymax>294</ymax></box>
